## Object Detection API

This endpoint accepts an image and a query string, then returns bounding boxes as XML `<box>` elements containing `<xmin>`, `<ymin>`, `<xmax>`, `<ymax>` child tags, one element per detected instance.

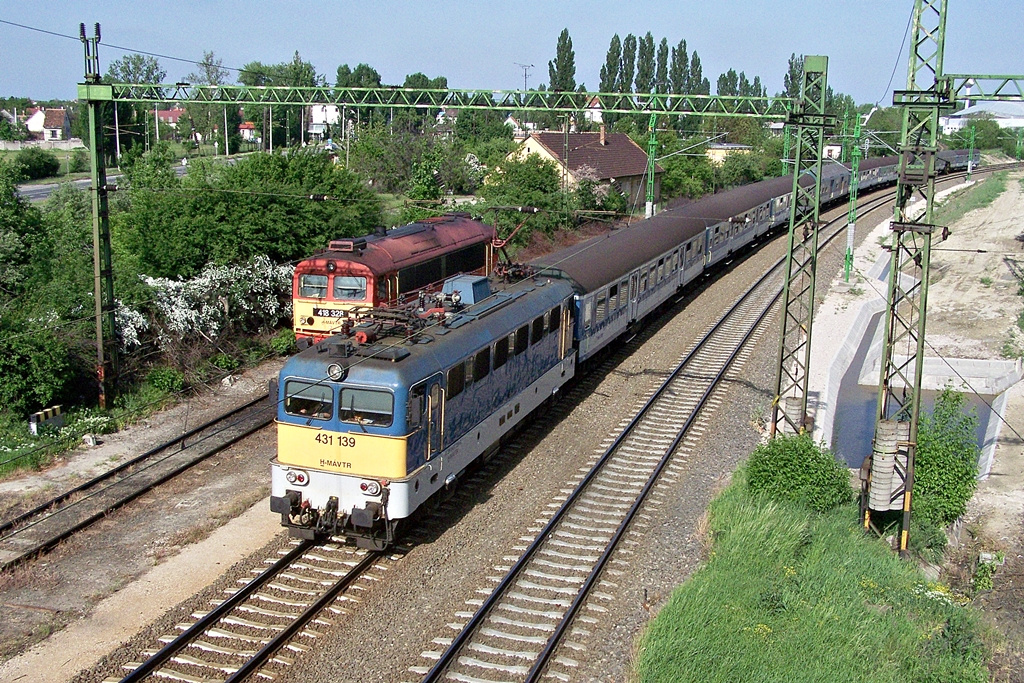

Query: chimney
<box><xmin>600</xmin><ymin>124</ymin><xmax>607</xmax><ymax>146</ymax></box>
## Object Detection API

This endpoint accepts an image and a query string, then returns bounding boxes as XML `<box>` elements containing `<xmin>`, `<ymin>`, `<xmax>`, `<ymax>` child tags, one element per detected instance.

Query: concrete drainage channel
<box><xmin>807</xmin><ymin>182</ymin><xmax>1021</xmax><ymax>476</ymax></box>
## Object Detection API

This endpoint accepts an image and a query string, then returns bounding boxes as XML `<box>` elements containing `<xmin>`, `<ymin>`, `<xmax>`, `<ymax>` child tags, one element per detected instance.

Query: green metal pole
<box><xmin>781</xmin><ymin>125</ymin><xmax>792</xmax><ymax>176</ymax></box>
<box><xmin>867</xmin><ymin>0</ymin><xmax>950</xmax><ymax>556</ymax></box>
<box><xmin>80</xmin><ymin>23</ymin><xmax>117</xmax><ymax>408</ymax></box>
<box><xmin>967</xmin><ymin>123</ymin><xmax>975</xmax><ymax>180</ymax></box>
<box><xmin>841</xmin><ymin>108</ymin><xmax>850</xmax><ymax>163</ymax></box>
<box><xmin>646</xmin><ymin>111</ymin><xmax>657</xmax><ymax>218</ymax></box>
<box><xmin>844</xmin><ymin>115</ymin><xmax>862</xmax><ymax>282</ymax></box>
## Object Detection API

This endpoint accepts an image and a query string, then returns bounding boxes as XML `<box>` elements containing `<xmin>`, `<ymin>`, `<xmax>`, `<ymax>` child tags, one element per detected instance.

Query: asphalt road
<box><xmin>16</xmin><ymin>163</ymin><xmax>189</xmax><ymax>203</ymax></box>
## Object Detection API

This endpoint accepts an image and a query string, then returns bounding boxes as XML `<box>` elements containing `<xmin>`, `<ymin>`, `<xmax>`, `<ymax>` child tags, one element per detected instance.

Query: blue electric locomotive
<box><xmin>271</xmin><ymin>274</ymin><xmax>576</xmax><ymax>549</ymax></box>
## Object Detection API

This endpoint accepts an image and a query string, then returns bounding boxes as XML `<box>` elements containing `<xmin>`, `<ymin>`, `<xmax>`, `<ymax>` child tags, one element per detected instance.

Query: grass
<box><xmin>933</xmin><ymin>172</ymin><xmax>1008</xmax><ymax>227</ymax></box>
<box><xmin>634</xmin><ymin>468</ymin><xmax>990</xmax><ymax>683</ymax></box>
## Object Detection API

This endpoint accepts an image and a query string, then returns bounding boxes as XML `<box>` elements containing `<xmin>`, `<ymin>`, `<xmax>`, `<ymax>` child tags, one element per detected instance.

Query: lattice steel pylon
<box><xmin>863</xmin><ymin>0</ymin><xmax>952</xmax><ymax>554</ymax></box>
<box><xmin>771</xmin><ymin>55</ymin><xmax>832</xmax><ymax>436</ymax></box>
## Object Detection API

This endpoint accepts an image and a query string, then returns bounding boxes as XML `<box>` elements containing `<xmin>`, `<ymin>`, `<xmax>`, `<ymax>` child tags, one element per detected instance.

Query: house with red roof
<box><xmin>24</xmin><ymin>107</ymin><xmax>71</xmax><ymax>140</ymax></box>
<box><xmin>508</xmin><ymin>127</ymin><xmax>662</xmax><ymax>208</ymax></box>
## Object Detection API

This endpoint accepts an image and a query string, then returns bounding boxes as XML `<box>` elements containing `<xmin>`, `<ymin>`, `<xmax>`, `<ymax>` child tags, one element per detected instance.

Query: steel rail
<box><xmin>419</xmin><ymin>165</ymin><xmax>1001</xmax><ymax>681</ymax></box>
<box><xmin>118</xmin><ymin>540</ymin><xmax>313</xmax><ymax>683</ymax></box>
<box><xmin>223</xmin><ymin>550</ymin><xmax>381</xmax><ymax>682</ymax></box>
<box><xmin>0</xmin><ymin>396</ymin><xmax>274</xmax><ymax>572</ymax></box>
<box><xmin>0</xmin><ymin>393</ymin><xmax>268</xmax><ymax>536</ymax></box>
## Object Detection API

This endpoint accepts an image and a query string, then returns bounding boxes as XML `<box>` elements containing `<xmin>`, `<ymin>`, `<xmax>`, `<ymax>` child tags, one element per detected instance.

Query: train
<box><xmin>270</xmin><ymin>149</ymin><xmax>978</xmax><ymax>550</ymax></box>
<box><xmin>292</xmin><ymin>213</ymin><xmax>496</xmax><ymax>343</ymax></box>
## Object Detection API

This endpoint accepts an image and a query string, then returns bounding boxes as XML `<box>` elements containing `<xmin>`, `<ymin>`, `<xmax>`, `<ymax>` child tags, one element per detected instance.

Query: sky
<box><xmin>1</xmin><ymin>1</ymin><xmax>1022</xmax><ymax>107</ymax></box>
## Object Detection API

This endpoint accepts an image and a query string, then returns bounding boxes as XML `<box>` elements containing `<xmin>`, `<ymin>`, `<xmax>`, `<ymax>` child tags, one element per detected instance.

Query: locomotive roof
<box><xmin>281</xmin><ymin>275</ymin><xmax>574</xmax><ymax>387</ymax></box>
<box><xmin>300</xmin><ymin>213</ymin><xmax>494</xmax><ymax>274</ymax></box>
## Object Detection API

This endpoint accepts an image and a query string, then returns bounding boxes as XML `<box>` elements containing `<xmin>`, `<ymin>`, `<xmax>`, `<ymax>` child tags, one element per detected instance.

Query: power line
<box><xmin>0</xmin><ymin>19</ymin><xmax>260</xmax><ymax>78</ymax></box>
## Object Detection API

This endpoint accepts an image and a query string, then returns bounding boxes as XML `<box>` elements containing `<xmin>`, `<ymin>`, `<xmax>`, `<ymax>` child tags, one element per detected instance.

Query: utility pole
<box><xmin>515</xmin><ymin>63</ymin><xmax>534</xmax><ymax>136</ymax></box>
<box><xmin>79</xmin><ymin>23</ymin><xmax>117</xmax><ymax>408</ymax></box>
<box><xmin>843</xmin><ymin>112</ymin><xmax>864</xmax><ymax>282</ymax></box>
<box><xmin>967</xmin><ymin>123</ymin><xmax>975</xmax><ymax>180</ymax></box>
<box><xmin>646</xmin><ymin>112</ymin><xmax>657</xmax><ymax>218</ymax></box>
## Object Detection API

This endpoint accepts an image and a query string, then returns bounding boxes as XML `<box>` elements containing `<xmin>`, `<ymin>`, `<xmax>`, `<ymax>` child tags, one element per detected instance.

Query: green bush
<box><xmin>210</xmin><ymin>353</ymin><xmax>240</xmax><ymax>371</ymax></box>
<box><xmin>69</xmin><ymin>149</ymin><xmax>90</xmax><ymax>173</ymax></box>
<box><xmin>146</xmin><ymin>366</ymin><xmax>185</xmax><ymax>393</ymax></box>
<box><xmin>746</xmin><ymin>433</ymin><xmax>854</xmax><ymax>512</ymax></box>
<box><xmin>14</xmin><ymin>147</ymin><xmax>60</xmax><ymax>180</ymax></box>
<box><xmin>913</xmin><ymin>387</ymin><xmax>980</xmax><ymax>527</ymax></box>
<box><xmin>270</xmin><ymin>328</ymin><xmax>296</xmax><ymax>355</ymax></box>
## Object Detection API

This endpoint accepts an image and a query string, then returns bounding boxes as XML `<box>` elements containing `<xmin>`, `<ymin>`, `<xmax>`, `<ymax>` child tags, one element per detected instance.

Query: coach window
<box><xmin>474</xmin><ymin>347</ymin><xmax>491</xmax><ymax>380</ymax></box>
<box><xmin>619</xmin><ymin>279</ymin><xmax>628</xmax><ymax>308</ymax></box>
<box><xmin>608</xmin><ymin>284</ymin><xmax>618</xmax><ymax>310</ymax></box>
<box><xmin>532</xmin><ymin>314</ymin><xmax>546</xmax><ymax>343</ymax></box>
<box><xmin>514</xmin><ymin>325</ymin><xmax>529</xmax><ymax>355</ymax></box>
<box><xmin>340</xmin><ymin>388</ymin><xmax>393</xmax><ymax>427</ymax></box>
<box><xmin>493</xmin><ymin>336</ymin><xmax>509</xmax><ymax>369</ymax></box>
<box><xmin>333</xmin><ymin>276</ymin><xmax>367</xmax><ymax>301</ymax></box>
<box><xmin>284</xmin><ymin>380</ymin><xmax>334</xmax><ymax>419</ymax></box>
<box><xmin>548</xmin><ymin>305</ymin><xmax>561</xmax><ymax>335</ymax></box>
<box><xmin>299</xmin><ymin>274</ymin><xmax>328</xmax><ymax>298</ymax></box>
<box><xmin>447</xmin><ymin>363</ymin><xmax>465</xmax><ymax>399</ymax></box>
<box><xmin>596</xmin><ymin>294</ymin><xmax>607</xmax><ymax>323</ymax></box>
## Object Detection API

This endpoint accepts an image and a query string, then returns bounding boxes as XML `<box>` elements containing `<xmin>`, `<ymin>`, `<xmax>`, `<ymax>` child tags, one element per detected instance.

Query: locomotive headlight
<box><xmin>285</xmin><ymin>469</ymin><xmax>309</xmax><ymax>486</ymax></box>
<box><xmin>359</xmin><ymin>480</ymin><xmax>381</xmax><ymax>496</ymax></box>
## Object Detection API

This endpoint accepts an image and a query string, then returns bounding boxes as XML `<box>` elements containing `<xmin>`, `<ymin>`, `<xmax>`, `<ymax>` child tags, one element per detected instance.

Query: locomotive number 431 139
<box><xmin>315</xmin><ymin>433</ymin><xmax>356</xmax><ymax>447</ymax></box>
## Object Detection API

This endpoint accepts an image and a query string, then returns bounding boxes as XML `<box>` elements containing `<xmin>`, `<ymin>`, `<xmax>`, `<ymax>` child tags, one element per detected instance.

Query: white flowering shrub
<box><xmin>121</xmin><ymin>256</ymin><xmax>294</xmax><ymax>352</ymax></box>
<box><xmin>115</xmin><ymin>301</ymin><xmax>149</xmax><ymax>352</ymax></box>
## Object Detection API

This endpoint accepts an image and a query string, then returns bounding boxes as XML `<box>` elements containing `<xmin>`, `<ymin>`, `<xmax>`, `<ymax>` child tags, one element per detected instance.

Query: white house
<box><xmin>309</xmin><ymin>105</ymin><xmax>341</xmax><ymax>139</ymax></box>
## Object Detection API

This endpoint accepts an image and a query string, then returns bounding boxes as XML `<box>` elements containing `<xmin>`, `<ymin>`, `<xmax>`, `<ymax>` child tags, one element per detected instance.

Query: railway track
<box><xmin>407</xmin><ymin>167</ymin><xmax>1012</xmax><ymax>682</ymax></box>
<box><xmin>109</xmin><ymin>540</ymin><xmax>388</xmax><ymax>683</ymax></box>
<box><xmin>0</xmin><ymin>393</ymin><xmax>274</xmax><ymax>572</ymax></box>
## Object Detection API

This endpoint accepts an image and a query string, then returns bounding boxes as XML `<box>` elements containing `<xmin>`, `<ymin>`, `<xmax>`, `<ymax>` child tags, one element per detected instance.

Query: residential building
<box><xmin>508</xmin><ymin>127</ymin><xmax>662</xmax><ymax>207</ymax></box>
<box><xmin>705</xmin><ymin>142</ymin><xmax>752</xmax><ymax>165</ymax></box>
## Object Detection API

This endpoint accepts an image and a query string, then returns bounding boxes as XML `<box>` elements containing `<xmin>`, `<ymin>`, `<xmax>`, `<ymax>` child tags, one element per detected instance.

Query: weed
<box><xmin>980</xmin><ymin>276</ymin><xmax>993</xmax><ymax>287</ymax></box>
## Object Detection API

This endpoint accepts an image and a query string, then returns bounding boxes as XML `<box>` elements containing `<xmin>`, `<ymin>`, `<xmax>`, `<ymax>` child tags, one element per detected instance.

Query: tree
<box><xmin>717</xmin><ymin>69</ymin><xmax>739</xmax><ymax>97</ymax></box>
<box><xmin>655</xmin><ymin>38</ymin><xmax>669</xmax><ymax>94</ymax></box>
<box><xmin>402</xmin><ymin>72</ymin><xmax>447</xmax><ymax>89</ymax></box>
<box><xmin>690</xmin><ymin>51</ymin><xmax>710</xmax><ymax>94</ymax></box>
<box><xmin>548</xmin><ymin>28</ymin><xmax>576</xmax><ymax>92</ymax></box>
<box><xmin>635</xmin><ymin>32</ymin><xmax>655</xmax><ymax>94</ymax></box>
<box><xmin>184</xmin><ymin>51</ymin><xmax>230</xmax><ymax>148</ymax></box>
<box><xmin>480</xmin><ymin>154</ymin><xmax>563</xmax><ymax>242</ymax></box>
<box><xmin>599</xmin><ymin>34</ymin><xmax>621</xmax><ymax>93</ymax></box>
<box><xmin>0</xmin><ymin>161</ymin><xmax>44</xmax><ymax>297</ymax></box>
<box><xmin>107</xmin><ymin>53</ymin><xmax>166</xmax><ymax>85</ymax></box>
<box><xmin>783</xmin><ymin>53</ymin><xmax>803</xmax><ymax>99</ymax></box>
<box><xmin>0</xmin><ymin>117</ymin><xmax>28</xmax><ymax>141</ymax></box>
<box><xmin>913</xmin><ymin>387</ymin><xmax>980</xmax><ymax>527</ymax></box>
<box><xmin>618</xmin><ymin>34</ymin><xmax>637</xmax><ymax>94</ymax></box>
<box><xmin>669</xmin><ymin>40</ymin><xmax>689</xmax><ymax>95</ymax></box>
<box><xmin>105</xmin><ymin>53</ymin><xmax>167</xmax><ymax>157</ymax></box>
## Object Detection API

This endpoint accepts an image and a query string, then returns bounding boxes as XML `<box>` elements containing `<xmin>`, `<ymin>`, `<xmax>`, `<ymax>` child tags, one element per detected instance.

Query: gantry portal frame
<box><xmin>78</xmin><ymin>25</ymin><xmax>827</xmax><ymax>414</ymax></box>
